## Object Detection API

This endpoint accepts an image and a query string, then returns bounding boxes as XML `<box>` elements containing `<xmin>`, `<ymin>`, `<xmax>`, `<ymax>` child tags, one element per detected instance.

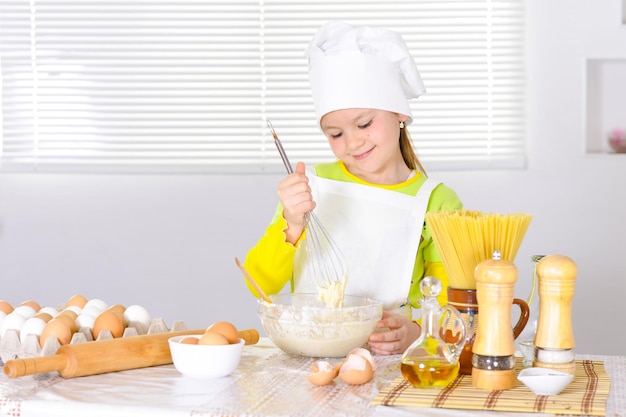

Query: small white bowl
<box><xmin>517</xmin><ymin>367</ymin><xmax>574</xmax><ymax>396</ymax></box>
<box><xmin>168</xmin><ymin>335</ymin><xmax>244</xmax><ymax>378</ymax></box>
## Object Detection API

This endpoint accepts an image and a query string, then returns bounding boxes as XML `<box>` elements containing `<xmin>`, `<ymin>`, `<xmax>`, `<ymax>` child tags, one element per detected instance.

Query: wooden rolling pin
<box><xmin>4</xmin><ymin>328</ymin><xmax>259</xmax><ymax>379</ymax></box>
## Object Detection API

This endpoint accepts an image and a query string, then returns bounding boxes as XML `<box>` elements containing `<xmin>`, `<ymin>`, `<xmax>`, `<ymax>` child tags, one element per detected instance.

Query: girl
<box><xmin>244</xmin><ymin>21</ymin><xmax>462</xmax><ymax>355</ymax></box>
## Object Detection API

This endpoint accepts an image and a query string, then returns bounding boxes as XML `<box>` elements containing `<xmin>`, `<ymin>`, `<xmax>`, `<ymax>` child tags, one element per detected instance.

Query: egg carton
<box><xmin>0</xmin><ymin>318</ymin><xmax>187</xmax><ymax>364</ymax></box>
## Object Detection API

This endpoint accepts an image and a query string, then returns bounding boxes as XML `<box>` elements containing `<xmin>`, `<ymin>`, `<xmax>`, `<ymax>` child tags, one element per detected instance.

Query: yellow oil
<box><xmin>400</xmin><ymin>357</ymin><xmax>460</xmax><ymax>388</ymax></box>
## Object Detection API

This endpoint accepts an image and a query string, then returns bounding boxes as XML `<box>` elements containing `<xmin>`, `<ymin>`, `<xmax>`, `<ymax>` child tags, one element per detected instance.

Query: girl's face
<box><xmin>320</xmin><ymin>108</ymin><xmax>409</xmax><ymax>184</ymax></box>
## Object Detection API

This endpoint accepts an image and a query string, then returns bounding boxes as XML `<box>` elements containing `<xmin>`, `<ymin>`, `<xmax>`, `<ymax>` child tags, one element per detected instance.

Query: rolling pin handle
<box><xmin>4</xmin><ymin>354</ymin><xmax>67</xmax><ymax>378</ymax></box>
<box><xmin>3</xmin><ymin>327</ymin><xmax>260</xmax><ymax>379</ymax></box>
<box><xmin>238</xmin><ymin>329</ymin><xmax>259</xmax><ymax>345</ymax></box>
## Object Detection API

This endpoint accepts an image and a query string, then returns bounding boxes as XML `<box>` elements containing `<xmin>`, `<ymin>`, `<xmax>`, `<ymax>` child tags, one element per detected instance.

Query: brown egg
<box><xmin>180</xmin><ymin>337</ymin><xmax>199</xmax><ymax>345</ymax></box>
<box><xmin>198</xmin><ymin>330</ymin><xmax>229</xmax><ymax>345</ymax></box>
<box><xmin>0</xmin><ymin>300</ymin><xmax>14</xmax><ymax>315</ymax></box>
<box><xmin>65</xmin><ymin>294</ymin><xmax>88</xmax><ymax>309</ymax></box>
<box><xmin>93</xmin><ymin>310</ymin><xmax>125</xmax><ymax>339</ymax></box>
<box><xmin>108</xmin><ymin>304</ymin><xmax>126</xmax><ymax>315</ymax></box>
<box><xmin>59</xmin><ymin>309</ymin><xmax>78</xmax><ymax>320</ymax></box>
<box><xmin>338</xmin><ymin>352</ymin><xmax>374</xmax><ymax>385</ymax></box>
<box><xmin>20</xmin><ymin>300</ymin><xmax>41</xmax><ymax>312</ymax></box>
<box><xmin>107</xmin><ymin>305</ymin><xmax>127</xmax><ymax>326</ymax></box>
<box><xmin>34</xmin><ymin>312</ymin><xmax>53</xmax><ymax>323</ymax></box>
<box><xmin>307</xmin><ymin>360</ymin><xmax>342</xmax><ymax>386</ymax></box>
<box><xmin>55</xmin><ymin>312</ymin><xmax>79</xmax><ymax>333</ymax></box>
<box><xmin>206</xmin><ymin>321</ymin><xmax>238</xmax><ymax>344</ymax></box>
<box><xmin>39</xmin><ymin>318</ymin><xmax>73</xmax><ymax>348</ymax></box>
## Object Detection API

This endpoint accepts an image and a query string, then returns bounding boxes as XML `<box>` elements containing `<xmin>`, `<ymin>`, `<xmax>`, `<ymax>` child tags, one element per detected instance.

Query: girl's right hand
<box><xmin>277</xmin><ymin>161</ymin><xmax>316</xmax><ymax>244</ymax></box>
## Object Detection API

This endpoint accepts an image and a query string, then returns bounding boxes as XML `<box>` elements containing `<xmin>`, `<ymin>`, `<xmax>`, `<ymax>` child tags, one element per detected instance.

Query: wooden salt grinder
<box><xmin>533</xmin><ymin>254</ymin><xmax>577</xmax><ymax>375</ymax></box>
<box><xmin>472</xmin><ymin>251</ymin><xmax>518</xmax><ymax>390</ymax></box>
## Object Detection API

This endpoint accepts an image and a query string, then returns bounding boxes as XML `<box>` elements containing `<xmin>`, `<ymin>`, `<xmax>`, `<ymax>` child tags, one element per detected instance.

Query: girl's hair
<box><xmin>400</xmin><ymin>128</ymin><xmax>427</xmax><ymax>176</ymax></box>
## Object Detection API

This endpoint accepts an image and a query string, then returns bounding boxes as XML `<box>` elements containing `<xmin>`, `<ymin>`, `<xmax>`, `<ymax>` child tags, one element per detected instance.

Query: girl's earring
<box><xmin>399</xmin><ymin>121</ymin><xmax>405</xmax><ymax>129</ymax></box>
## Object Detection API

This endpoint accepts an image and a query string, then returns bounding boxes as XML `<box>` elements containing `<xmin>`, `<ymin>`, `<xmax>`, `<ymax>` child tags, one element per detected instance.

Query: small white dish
<box><xmin>517</xmin><ymin>367</ymin><xmax>574</xmax><ymax>396</ymax></box>
<box><xmin>168</xmin><ymin>335</ymin><xmax>244</xmax><ymax>378</ymax></box>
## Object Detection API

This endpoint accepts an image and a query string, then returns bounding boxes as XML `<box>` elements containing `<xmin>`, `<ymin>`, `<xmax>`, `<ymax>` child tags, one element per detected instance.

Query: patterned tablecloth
<box><xmin>374</xmin><ymin>359</ymin><xmax>609</xmax><ymax>415</ymax></box>
<box><xmin>0</xmin><ymin>338</ymin><xmax>624</xmax><ymax>417</ymax></box>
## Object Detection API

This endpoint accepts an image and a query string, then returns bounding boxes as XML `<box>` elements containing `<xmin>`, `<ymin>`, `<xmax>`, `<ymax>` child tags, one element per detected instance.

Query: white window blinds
<box><xmin>0</xmin><ymin>0</ymin><xmax>526</xmax><ymax>174</ymax></box>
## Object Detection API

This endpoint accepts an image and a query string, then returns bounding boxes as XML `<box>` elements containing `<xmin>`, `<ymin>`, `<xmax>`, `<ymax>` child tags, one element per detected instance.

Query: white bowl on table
<box><xmin>168</xmin><ymin>335</ymin><xmax>244</xmax><ymax>378</ymax></box>
<box><xmin>517</xmin><ymin>367</ymin><xmax>574</xmax><ymax>396</ymax></box>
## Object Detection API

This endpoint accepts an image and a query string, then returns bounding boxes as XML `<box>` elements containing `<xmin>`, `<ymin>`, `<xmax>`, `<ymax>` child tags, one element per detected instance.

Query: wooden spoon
<box><xmin>235</xmin><ymin>257</ymin><xmax>272</xmax><ymax>303</ymax></box>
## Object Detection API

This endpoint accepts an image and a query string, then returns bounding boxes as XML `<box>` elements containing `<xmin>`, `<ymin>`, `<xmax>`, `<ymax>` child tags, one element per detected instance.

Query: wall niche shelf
<box><xmin>585</xmin><ymin>58</ymin><xmax>626</xmax><ymax>154</ymax></box>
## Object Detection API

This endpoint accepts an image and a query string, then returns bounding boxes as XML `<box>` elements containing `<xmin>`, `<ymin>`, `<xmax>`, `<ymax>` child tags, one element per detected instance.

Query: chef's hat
<box><xmin>306</xmin><ymin>21</ymin><xmax>426</xmax><ymax>126</ymax></box>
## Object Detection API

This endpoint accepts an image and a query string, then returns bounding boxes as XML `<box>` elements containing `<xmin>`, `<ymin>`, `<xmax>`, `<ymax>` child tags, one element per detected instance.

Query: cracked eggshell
<box><xmin>346</xmin><ymin>347</ymin><xmax>377</xmax><ymax>371</ymax></box>
<box><xmin>307</xmin><ymin>360</ymin><xmax>342</xmax><ymax>386</ymax></box>
<box><xmin>338</xmin><ymin>351</ymin><xmax>374</xmax><ymax>385</ymax></box>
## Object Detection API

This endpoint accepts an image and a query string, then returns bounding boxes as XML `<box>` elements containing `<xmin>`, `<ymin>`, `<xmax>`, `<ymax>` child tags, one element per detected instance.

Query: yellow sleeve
<box><xmin>411</xmin><ymin>262</ymin><xmax>449</xmax><ymax>327</ymax></box>
<box><xmin>424</xmin><ymin>261</ymin><xmax>450</xmax><ymax>306</ymax></box>
<box><xmin>243</xmin><ymin>206</ymin><xmax>301</xmax><ymax>296</ymax></box>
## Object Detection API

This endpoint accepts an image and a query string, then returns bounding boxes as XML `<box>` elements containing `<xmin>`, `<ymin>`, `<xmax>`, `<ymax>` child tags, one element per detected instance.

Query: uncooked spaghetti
<box><xmin>425</xmin><ymin>210</ymin><xmax>532</xmax><ymax>290</ymax></box>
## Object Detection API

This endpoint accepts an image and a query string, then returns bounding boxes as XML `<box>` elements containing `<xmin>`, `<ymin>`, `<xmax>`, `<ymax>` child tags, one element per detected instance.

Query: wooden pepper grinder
<box><xmin>533</xmin><ymin>254</ymin><xmax>577</xmax><ymax>375</ymax></box>
<box><xmin>471</xmin><ymin>251</ymin><xmax>518</xmax><ymax>390</ymax></box>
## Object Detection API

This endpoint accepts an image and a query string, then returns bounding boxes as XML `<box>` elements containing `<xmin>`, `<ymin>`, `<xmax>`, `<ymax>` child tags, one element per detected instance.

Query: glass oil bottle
<box><xmin>400</xmin><ymin>276</ymin><xmax>466</xmax><ymax>388</ymax></box>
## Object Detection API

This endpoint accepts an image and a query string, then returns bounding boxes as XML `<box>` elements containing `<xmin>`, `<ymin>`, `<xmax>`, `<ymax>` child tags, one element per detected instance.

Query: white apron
<box><xmin>293</xmin><ymin>169</ymin><xmax>440</xmax><ymax>318</ymax></box>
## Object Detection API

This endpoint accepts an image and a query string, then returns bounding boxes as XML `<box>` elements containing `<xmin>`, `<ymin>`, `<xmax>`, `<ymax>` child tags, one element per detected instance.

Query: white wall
<box><xmin>1</xmin><ymin>0</ymin><xmax>625</xmax><ymax>355</ymax></box>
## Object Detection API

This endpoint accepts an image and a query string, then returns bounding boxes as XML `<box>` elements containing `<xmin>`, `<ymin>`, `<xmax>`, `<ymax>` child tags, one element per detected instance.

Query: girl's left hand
<box><xmin>367</xmin><ymin>310</ymin><xmax>421</xmax><ymax>355</ymax></box>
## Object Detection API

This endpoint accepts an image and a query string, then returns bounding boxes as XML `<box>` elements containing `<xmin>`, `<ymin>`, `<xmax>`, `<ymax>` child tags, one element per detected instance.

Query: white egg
<box><xmin>19</xmin><ymin>317</ymin><xmax>47</xmax><ymax>343</ymax></box>
<box><xmin>11</xmin><ymin>305</ymin><xmax>37</xmax><ymax>319</ymax></box>
<box><xmin>38</xmin><ymin>306</ymin><xmax>60</xmax><ymax>317</ymax></box>
<box><xmin>0</xmin><ymin>313</ymin><xmax>26</xmax><ymax>337</ymax></box>
<box><xmin>83</xmin><ymin>299</ymin><xmax>108</xmax><ymax>312</ymax></box>
<box><xmin>75</xmin><ymin>313</ymin><xmax>96</xmax><ymax>330</ymax></box>
<box><xmin>81</xmin><ymin>306</ymin><xmax>104</xmax><ymax>318</ymax></box>
<box><xmin>0</xmin><ymin>311</ymin><xmax>7</xmax><ymax>328</ymax></box>
<box><xmin>124</xmin><ymin>304</ymin><xmax>151</xmax><ymax>326</ymax></box>
<box><xmin>123</xmin><ymin>305</ymin><xmax>151</xmax><ymax>329</ymax></box>
<box><xmin>64</xmin><ymin>305</ymin><xmax>82</xmax><ymax>315</ymax></box>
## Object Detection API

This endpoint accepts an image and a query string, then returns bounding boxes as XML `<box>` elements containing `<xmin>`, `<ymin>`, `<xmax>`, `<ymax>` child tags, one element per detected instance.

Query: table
<box><xmin>0</xmin><ymin>338</ymin><xmax>623</xmax><ymax>417</ymax></box>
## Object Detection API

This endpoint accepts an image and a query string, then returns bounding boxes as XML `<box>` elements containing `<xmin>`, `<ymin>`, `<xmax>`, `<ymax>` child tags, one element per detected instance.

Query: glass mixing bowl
<box><xmin>258</xmin><ymin>293</ymin><xmax>382</xmax><ymax>358</ymax></box>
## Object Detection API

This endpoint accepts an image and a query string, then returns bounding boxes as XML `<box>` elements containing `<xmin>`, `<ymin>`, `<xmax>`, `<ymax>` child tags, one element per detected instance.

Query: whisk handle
<box><xmin>267</xmin><ymin>119</ymin><xmax>293</xmax><ymax>174</ymax></box>
<box><xmin>274</xmin><ymin>139</ymin><xmax>293</xmax><ymax>174</ymax></box>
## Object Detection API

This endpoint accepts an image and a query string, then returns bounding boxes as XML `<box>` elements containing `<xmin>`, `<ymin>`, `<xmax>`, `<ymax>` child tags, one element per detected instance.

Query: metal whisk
<box><xmin>266</xmin><ymin>120</ymin><xmax>348</xmax><ymax>301</ymax></box>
